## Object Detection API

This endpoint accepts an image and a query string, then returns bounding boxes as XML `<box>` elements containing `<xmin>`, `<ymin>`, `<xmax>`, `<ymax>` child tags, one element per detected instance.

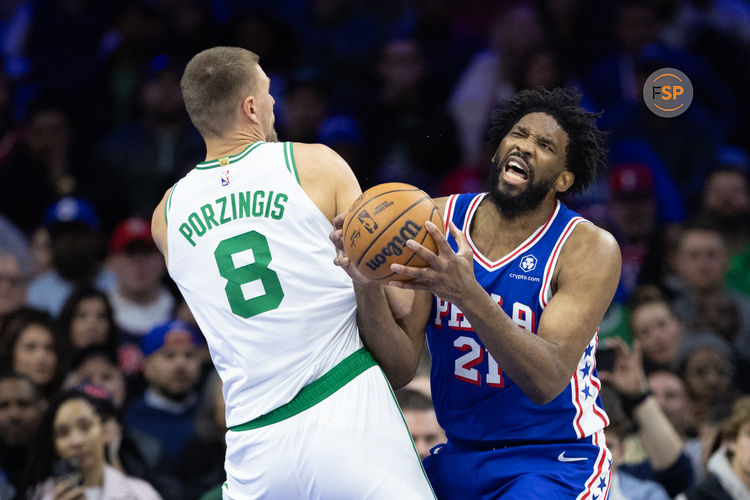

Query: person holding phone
<box><xmin>20</xmin><ymin>387</ymin><xmax>161</xmax><ymax>500</ymax></box>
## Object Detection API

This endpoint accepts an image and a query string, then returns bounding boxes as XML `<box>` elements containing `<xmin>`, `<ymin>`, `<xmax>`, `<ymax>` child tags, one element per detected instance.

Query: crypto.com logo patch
<box><xmin>642</xmin><ymin>68</ymin><xmax>693</xmax><ymax>118</ymax></box>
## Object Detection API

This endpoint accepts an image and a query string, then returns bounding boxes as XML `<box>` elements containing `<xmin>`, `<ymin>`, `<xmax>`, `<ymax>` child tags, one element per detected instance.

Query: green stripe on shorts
<box><xmin>229</xmin><ymin>347</ymin><xmax>376</xmax><ymax>431</ymax></box>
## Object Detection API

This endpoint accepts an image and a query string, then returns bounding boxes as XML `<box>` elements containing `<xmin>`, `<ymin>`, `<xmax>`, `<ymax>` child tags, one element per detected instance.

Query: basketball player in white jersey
<box><xmin>150</xmin><ymin>47</ymin><xmax>433</xmax><ymax>500</ymax></box>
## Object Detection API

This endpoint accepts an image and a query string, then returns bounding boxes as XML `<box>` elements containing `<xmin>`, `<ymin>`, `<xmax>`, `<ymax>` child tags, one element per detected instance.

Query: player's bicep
<box><xmin>537</xmin><ymin>226</ymin><xmax>620</xmax><ymax>368</ymax></box>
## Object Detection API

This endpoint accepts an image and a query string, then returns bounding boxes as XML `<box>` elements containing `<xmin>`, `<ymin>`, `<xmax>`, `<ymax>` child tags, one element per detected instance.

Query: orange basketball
<box><xmin>343</xmin><ymin>182</ymin><xmax>444</xmax><ymax>281</ymax></box>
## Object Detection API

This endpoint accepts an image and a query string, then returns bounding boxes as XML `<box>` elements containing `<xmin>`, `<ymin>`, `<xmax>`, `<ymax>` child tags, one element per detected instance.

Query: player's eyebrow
<box><xmin>516</xmin><ymin>125</ymin><xmax>557</xmax><ymax>149</ymax></box>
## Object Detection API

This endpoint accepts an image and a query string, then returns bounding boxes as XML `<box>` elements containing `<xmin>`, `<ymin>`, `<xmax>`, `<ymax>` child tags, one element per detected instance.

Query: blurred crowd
<box><xmin>0</xmin><ymin>0</ymin><xmax>749</xmax><ymax>499</ymax></box>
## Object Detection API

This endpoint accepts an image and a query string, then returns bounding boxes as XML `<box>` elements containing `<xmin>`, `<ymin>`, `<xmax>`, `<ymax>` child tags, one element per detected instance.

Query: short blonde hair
<box><xmin>181</xmin><ymin>46</ymin><xmax>260</xmax><ymax>138</ymax></box>
<box><xmin>723</xmin><ymin>396</ymin><xmax>750</xmax><ymax>442</ymax></box>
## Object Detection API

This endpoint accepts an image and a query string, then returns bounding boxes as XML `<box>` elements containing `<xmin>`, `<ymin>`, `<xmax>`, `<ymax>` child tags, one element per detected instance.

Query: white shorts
<box><xmin>223</xmin><ymin>365</ymin><xmax>435</xmax><ymax>499</ymax></box>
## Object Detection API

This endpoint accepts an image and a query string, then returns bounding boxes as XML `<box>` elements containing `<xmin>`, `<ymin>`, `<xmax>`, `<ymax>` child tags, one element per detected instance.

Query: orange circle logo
<box><xmin>642</xmin><ymin>68</ymin><xmax>693</xmax><ymax>118</ymax></box>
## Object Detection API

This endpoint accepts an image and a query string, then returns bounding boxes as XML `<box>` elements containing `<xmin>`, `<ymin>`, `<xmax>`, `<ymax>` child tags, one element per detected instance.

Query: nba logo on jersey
<box><xmin>220</xmin><ymin>170</ymin><xmax>230</xmax><ymax>186</ymax></box>
<box><xmin>519</xmin><ymin>254</ymin><xmax>537</xmax><ymax>272</ymax></box>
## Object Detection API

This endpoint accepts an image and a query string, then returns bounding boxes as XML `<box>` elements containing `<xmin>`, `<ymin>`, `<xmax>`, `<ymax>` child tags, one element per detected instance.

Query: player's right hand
<box><xmin>330</xmin><ymin>213</ymin><xmax>371</xmax><ymax>285</ymax></box>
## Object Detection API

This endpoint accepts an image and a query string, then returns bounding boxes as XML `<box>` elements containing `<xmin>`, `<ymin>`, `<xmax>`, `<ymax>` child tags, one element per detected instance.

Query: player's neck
<box><xmin>472</xmin><ymin>197</ymin><xmax>558</xmax><ymax>257</ymax></box>
<box><xmin>490</xmin><ymin>196</ymin><xmax>558</xmax><ymax>233</ymax></box>
<box><xmin>204</xmin><ymin>129</ymin><xmax>266</xmax><ymax>162</ymax></box>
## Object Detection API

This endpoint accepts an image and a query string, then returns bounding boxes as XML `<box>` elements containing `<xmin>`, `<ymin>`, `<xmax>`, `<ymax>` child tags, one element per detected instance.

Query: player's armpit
<box><xmin>536</xmin><ymin>223</ymin><xmax>621</xmax><ymax>378</ymax></box>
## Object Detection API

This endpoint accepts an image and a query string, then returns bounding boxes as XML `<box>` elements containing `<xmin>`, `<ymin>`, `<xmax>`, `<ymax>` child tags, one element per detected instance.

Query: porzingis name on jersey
<box><xmin>179</xmin><ymin>189</ymin><xmax>288</xmax><ymax>247</ymax></box>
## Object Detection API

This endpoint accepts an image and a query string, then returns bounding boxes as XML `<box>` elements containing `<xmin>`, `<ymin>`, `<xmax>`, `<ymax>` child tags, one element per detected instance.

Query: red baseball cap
<box><xmin>609</xmin><ymin>162</ymin><xmax>654</xmax><ymax>200</ymax></box>
<box><xmin>109</xmin><ymin>217</ymin><xmax>155</xmax><ymax>254</ymax></box>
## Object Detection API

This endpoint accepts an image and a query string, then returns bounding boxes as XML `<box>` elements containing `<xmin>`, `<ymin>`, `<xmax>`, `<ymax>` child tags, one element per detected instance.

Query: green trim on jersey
<box><xmin>164</xmin><ymin>181</ymin><xmax>179</xmax><ymax>227</ymax></box>
<box><xmin>229</xmin><ymin>348</ymin><xmax>376</xmax><ymax>431</ymax></box>
<box><xmin>196</xmin><ymin>141</ymin><xmax>265</xmax><ymax>170</ymax></box>
<box><xmin>283</xmin><ymin>141</ymin><xmax>301</xmax><ymax>186</ymax></box>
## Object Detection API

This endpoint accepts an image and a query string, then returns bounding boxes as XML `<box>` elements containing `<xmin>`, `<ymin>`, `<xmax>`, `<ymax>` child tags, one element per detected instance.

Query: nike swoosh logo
<box><xmin>558</xmin><ymin>452</ymin><xmax>588</xmax><ymax>462</ymax></box>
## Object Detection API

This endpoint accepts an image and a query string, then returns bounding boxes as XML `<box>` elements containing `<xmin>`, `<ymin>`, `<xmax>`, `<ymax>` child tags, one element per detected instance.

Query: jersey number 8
<box><xmin>214</xmin><ymin>230</ymin><xmax>285</xmax><ymax>318</ymax></box>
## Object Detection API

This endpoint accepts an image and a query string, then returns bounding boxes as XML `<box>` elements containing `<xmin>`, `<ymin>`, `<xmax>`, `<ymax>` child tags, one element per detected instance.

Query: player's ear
<box><xmin>241</xmin><ymin>96</ymin><xmax>257</xmax><ymax>123</ymax></box>
<box><xmin>554</xmin><ymin>171</ymin><xmax>575</xmax><ymax>193</ymax></box>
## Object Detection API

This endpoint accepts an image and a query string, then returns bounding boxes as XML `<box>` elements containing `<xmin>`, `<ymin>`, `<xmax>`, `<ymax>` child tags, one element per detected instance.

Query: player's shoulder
<box><xmin>291</xmin><ymin>142</ymin><xmax>352</xmax><ymax>181</ymax></box>
<box><xmin>291</xmin><ymin>142</ymin><xmax>342</xmax><ymax>164</ymax></box>
<box><xmin>566</xmin><ymin>221</ymin><xmax>621</xmax><ymax>264</ymax></box>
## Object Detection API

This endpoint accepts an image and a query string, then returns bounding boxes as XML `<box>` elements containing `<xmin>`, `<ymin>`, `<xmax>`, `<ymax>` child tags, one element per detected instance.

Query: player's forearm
<box><xmin>459</xmin><ymin>288</ymin><xmax>573</xmax><ymax>404</ymax></box>
<box><xmin>354</xmin><ymin>282</ymin><xmax>422</xmax><ymax>389</ymax></box>
<box><xmin>633</xmin><ymin>396</ymin><xmax>684</xmax><ymax>470</ymax></box>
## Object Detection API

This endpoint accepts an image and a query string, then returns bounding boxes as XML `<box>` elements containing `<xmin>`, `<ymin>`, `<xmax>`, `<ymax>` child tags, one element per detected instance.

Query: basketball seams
<box><xmin>377</xmin><ymin>205</ymin><xmax>441</xmax><ymax>280</ymax></box>
<box><xmin>354</xmin><ymin>194</ymin><xmax>432</xmax><ymax>269</ymax></box>
<box><xmin>342</xmin><ymin>187</ymin><xmax>423</xmax><ymax>243</ymax></box>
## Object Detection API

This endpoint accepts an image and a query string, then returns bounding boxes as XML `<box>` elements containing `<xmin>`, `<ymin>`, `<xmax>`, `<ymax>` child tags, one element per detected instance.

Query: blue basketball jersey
<box><xmin>427</xmin><ymin>193</ymin><xmax>609</xmax><ymax>446</ymax></box>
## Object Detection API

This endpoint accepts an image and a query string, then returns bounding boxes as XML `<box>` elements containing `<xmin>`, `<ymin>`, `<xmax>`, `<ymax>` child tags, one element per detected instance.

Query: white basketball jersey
<box><xmin>166</xmin><ymin>141</ymin><xmax>362</xmax><ymax>427</ymax></box>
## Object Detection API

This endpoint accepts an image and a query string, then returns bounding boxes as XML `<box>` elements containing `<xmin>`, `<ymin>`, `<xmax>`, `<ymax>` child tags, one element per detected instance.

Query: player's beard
<box><xmin>485</xmin><ymin>156</ymin><xmax>556</xmax><ymax>218</ymax></box>
<box><xmin>266</xmin><ymin>126</ymin><xmax>278</xmax><ymax>142</ymax></box>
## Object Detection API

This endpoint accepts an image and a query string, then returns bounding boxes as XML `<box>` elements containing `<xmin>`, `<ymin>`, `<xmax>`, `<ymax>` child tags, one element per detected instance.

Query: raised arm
<box><xmin>392</xmin><ymin>220</ymin><xmax>621</xmax><ymax>403</ymax></box>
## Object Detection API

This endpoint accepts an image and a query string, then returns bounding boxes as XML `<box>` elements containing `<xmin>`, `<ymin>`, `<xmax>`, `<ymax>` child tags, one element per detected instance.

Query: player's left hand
<box><xmin>388</xmin><ymin>221</ymin><xmax>478</xmax><ymax>305</ymax></box>
<box><xmin>330</xmin><ymin>213</ymin><xmax>372</xmax><ymax>285</ymax></box>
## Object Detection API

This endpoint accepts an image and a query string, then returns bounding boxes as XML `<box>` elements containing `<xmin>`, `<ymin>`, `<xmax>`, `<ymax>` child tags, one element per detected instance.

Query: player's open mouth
<box><xmin>503</xmin><ymin>156</ymin><xmax>529</xmax><ymax>185</ymax></box>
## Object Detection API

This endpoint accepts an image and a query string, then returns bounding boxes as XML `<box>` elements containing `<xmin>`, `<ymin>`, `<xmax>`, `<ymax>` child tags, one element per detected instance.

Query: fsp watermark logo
<box><xmin>642</xmin><ymin>67</ymin><xmax>693</xmax><ymax>118</ymax></box>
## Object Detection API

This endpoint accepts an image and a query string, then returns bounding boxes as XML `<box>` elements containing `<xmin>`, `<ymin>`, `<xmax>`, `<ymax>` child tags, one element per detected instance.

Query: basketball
<box><xmin>343</xmin><ymin>182</ymin><xmax>444</xmax><ymax>281</ymax></box>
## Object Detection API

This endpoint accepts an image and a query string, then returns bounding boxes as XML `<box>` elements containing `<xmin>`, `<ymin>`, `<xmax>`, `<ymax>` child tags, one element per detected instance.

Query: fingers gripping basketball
<box><xmin>342</xmin><ymin>183</ymin><xmax>444</xmax><ymax>281</ymax></box>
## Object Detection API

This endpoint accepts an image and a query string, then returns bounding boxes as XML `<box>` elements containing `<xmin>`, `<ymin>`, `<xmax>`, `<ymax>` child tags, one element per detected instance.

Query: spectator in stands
<box><xmin>107</xmin><ymin>217</ymin><xmax>174</xmax><ymax>355</ymax></box>
<box><xmin>98</xmin><ymin>65</ymin><xmax>204</xmax><ymax>219</ymax></box>
<box><xmin>63</xmin><ymin>349</ymin><xmax>170</xmax><ymax>497</ymax></box>
<box><xmin>681</xmin><ymin>396</ymin><xmax>750</xmax><ymax>499</ymax></box>
<box><xmin>608</xmin><ymin>163</ymin><xmax>659</xmax><ymax>300</ymax></box>
<box><xmin>64</xmin><ymin>346</ymin><xmax>126</xmax><ymax>411</ymax></box>
<box><xmin>649</xmin><ymin>370</ymin><xmax>705</xmax><ymax>481</ymax></box>
<box><xmin>278</xmin><ymin>74</ymin><xmax>329</xmax><ymax>144</ymax></box>
<box><xmin>124</xmin><ymin>320</ymin><xmax>203</xmax><ymax>464</ymax></box>
<box><xmin>317</xmin><ymin>114</ymin><xmax>366</xmax><ymax>185</ymax></box>
<box><xmin>0</xmin><ymin>373</ymin><xmax>45</xmax><ymax>494</ymax></box>
<box><xmin>26</xmin><ymin>197</ymin><xmax>116</xmax><ymax>317</ymax></box>
<box><xmin>176</xmin><ymin>372</ymin><xmax>226</xmax><ymax>499</ymax></box>
<box><xmin>395</xmin><ymin>388</ymin><xmax>445</xmax><ymax>460</ymax></box>
<box><xmin>600</xmin><ymin>385</ymin><xmax>671</xmax><ymax>500</ymax></box>
<box><xmin>697</xmin><ymin>148</ymin><xmax>750</xmax><ymax>297</ymax></box>
<box><xmin>678</xmin><ymin>334</ymin><xmax>740</xmax><ymax>432</ymax></box>
<box><xmin>0</xmin><ymin>107</ymin><xmax>78</xmax><ymax>233</ymax></box>
<box><xmin>29</xmin><ymin>227</ymin><xmax>52</xmax><ymax>278</ymax></box>
<box><xmin>669</xmin><ymin>221</ymin><xmax>750</xmax><ymax>366</ymax></box>
<box><xmin>0</xmin><ymin>308</ymin><xmax>62</xmax><ymax>399</ymax></box>
<box><xmin>0</xmin><ymin>251</ymin><xmax>27</xmax><ymax>330</ymax></box>
<box><xmin>628</xmin><ymin>286</ymin><xmax>688</xmax><ymax>373</ymax></box>
<box><xmin>699</xmin><ymin>158</ymin><xmax>750</xmax><ymax>256</ymax></box>
<box><xmin>21</xmin><ymin>387</ymin><xmax>161</xmax><ymax>500</ymax></box>
<box><xmin>58</xmin><ymin>287</ymin><xmax>119</xmax><ymax>357</ymax></box>
<box><xmin>448</xmin><ymin>3</ymin><xmax>543</xmax><ymax>164</ymax></box>
<box><xmin>365</xmin><ymin>36</ymin><xmax>460</xmax><ymax>195</ymax></box>
<box><xmin>599</xmin><ymin>337</ymin><xmax>695</xmax><ymax>496</ymax></box>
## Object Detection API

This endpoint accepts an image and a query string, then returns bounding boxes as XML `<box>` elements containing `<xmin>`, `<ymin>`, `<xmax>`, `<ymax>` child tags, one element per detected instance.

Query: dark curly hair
<box><xmin>487</xmin><ymin>87</ymin><xmax>608</xmax><ymax>195</ymax></box>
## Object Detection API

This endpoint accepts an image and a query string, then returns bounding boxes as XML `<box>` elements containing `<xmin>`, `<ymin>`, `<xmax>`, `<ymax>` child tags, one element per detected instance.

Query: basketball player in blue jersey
<box><xmin>332</xmin><ymin>88</ymin><xmax>621</xmax><ymax>499</ymax></box>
